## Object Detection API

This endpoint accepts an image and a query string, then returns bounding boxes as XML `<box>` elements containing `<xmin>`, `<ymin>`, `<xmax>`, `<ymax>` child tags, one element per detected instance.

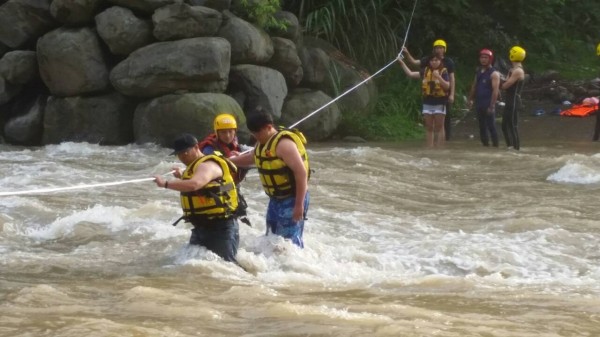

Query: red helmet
<box><xmin>479</xmin><ymin>49</ymin><xmax>494</xmax><ymax>64</ymax></box>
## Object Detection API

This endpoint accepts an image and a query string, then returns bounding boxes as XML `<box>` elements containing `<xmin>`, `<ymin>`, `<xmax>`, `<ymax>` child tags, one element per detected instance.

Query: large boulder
<box><xmin>279</xmin><ymin>88</ymin><xmax>341</xmax><ymax>141</ymax></box>
<box><xmin>95</xmin><ymin>6</ymin><xmax>154</xmax><ymax>56</ymax></box>
<box><xmin>152</xmin><ymin>3</ymin><xmax>222</xmax><ymax>41</ymax></box>
<box><xmin>0</xmin><ymin>50</ymin><xmax>38</xmax><ymax>84</ymax></box>
<box><xmin>0</xmin><ymin>76</ymin><xmax>22</xmax><ymax>105</ymax></box>
<box><xmin>186</xmin><ymin>0</ymin><xmax>230</xmax><ymax>11</ymax></box>
<box><xmin>0</xmin><ymin>0</ymin><xmax>56</xmax><ymax>49</ymax></box>
<box><xmin>228</xmin><ymin>64</ymin><xmax>287</xmax><ymax>118</ymax></box>
<box><xmin>267</xmin><ymin>37</ymin><xmax>302</xmax><ymax>87</ymax></box>
<box><xmin>37</xmin><ymin>27</ymin><xmax>110</xmax><ymax>96</ymax></box>
<box><xmin>50</xmin><ymin>0</ymin><xmax>103</xmax><ymax>26</ymax></box>
<box><xmin>3</xmin><ymin>93</ymin><xmax>46</xmax><ymax>145</ymax></box>
<box><xmin>300</xmin><ymin>37</ymin><xmax>378</xmax><ymax>114</ymax></box>
<box><xmin>107</xmin><ymin>0</ymin><xmax>181</xmax><ymax>14</ymax></box>
<box><xmin>133</xmin><ymin>92</ymin><xmax>249</xmax><ymax>146</ymax></box>
<box><xmin>267</xmin><ymin>11</ymin><xmax>300</xmax><ymax>43</ymax></box>
<box><xmin>43</xmin><ymin>93</ymin><xmax>135</xmax><ymax>145</ymax></box>
<box><xmin>218</xmin><ymin>15</ymin><xmax>273</xmax><ymax>65</ymax></box>
<box><xmin>110</xmin><ymin>37</ymin><xmax>231</xmax><ymax>97</ymax></box>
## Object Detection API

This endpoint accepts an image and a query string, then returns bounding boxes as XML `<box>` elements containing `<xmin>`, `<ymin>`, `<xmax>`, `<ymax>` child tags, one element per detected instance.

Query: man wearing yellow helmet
<box><xmin>500</xmin><ymin>46</ymin><xmax>526</xmax><ymax>150</ymax></box>
<box><xmin>402</xmin><ymin>39</ymin><xmax>456</xmax><ymax>141</ymax></box>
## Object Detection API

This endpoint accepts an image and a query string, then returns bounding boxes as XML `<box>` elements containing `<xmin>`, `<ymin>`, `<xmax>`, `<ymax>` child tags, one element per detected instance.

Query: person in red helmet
<box><xmin>468</xmin><ymin>49</ymin><xmax>501</xmax><ymax>147</ymax></box>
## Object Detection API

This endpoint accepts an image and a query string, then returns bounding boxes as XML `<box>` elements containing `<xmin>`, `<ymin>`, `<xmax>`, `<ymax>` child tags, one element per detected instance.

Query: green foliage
<box><xmin>337</xmin><ymin>69</ymin><xmax>424</xmax><ymax>141</ymax></box>
<box><xmin>239</xmin><ymin>0</ymin><xmax>287</xmax><ymax>31</ymax></box>
<box><xmin>301</xmin><ymin>0</ymin><xmax>405</xmax><ymax>70</ymax></box>
<box><xmin>283</xmin><ymin>0</ymin><xmax>600</xmax><ymax>140</ymax></box>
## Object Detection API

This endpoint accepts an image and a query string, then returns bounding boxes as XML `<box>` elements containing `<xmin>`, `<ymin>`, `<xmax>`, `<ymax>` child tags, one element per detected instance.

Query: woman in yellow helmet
<box><xmin>500</xmin><ymin>46</ymin><xmax>526</xmax><ymax>150</ymax></box>
<box><xmin>198</xmin><ymin>113</ymin><xmax>252</xmax><ymax>183</ymax></box>
<box><xmin>402</xmin><ymin>39</ymin><xmax>456</xmax><ymax>141</ymax></box>
<box><xmin>398</xmin><ymin>53</ymin><xmax>450</xmax><ymax>147</ymax></box>
<box><xmin>198</xmin><ymin>113</ymin><xmax>253</xmax><ymax>226</ymax></box>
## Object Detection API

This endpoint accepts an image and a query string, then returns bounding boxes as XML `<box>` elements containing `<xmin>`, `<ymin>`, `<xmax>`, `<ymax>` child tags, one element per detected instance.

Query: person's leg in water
<box><xmin>433</xmin><ymin>113</ymin><xmax>446</xmax><ymax>147</ymax></box>
<box><xmin>477</xmin><ymin>108</ymin><xmax>489</xmax><ymax>146</ymax></box>
<box><xmin>423</xmin><ymin>114</ymin><xmax>435</xmax><ymax>147</ymax></box>
<box><xmin>189</xmin><ymin>218</ymin><xmax>241</xmax><ymax>265</ymax></box>
<box><xmin>265</xmin><ymin>193</ymin><xmax>310</xmax><ymax>248</ymax></box>
<box><xmin>444</xmin><ymin>102</ymin><xmax>452</xmax><ymax>140</ymax></box>
<box><xmin>502</xmin><ymin>106</ymin><xmax>514</xmax><ymax>148</ymax></box>
<box><xmin>486</xmin><ymin>109</ymin><xmax>499</xmax><ymax>147</ymax></box>
<box><xmin>509</xmin><ymin>105</ymin><xmax>520</xmax><ymax>150</ymax></box>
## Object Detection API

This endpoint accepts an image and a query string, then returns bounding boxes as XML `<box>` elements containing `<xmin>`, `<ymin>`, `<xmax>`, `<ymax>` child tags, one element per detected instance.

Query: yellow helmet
<box><xmin>433</xmin><ymin>39</ymin><xmax>447</xmax><ymax>51</ymax></box>
<box><xmin>509</xmin><ymin>46</ymin><xmax>526</xmax><ymax>62</ymax></box>
<box><xmin>213</xmin><ymin>113</ymin><xmax>237</xmax><ymax>131</ymax></box>
<box><xmin>596</xmin><ymin>43</ymin><xmax>600</xmax><ymax>56</ymax></box>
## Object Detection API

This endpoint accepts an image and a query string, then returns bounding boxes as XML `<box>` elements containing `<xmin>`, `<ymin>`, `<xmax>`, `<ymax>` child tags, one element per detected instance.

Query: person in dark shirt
<box><xmin>468</xmin><ymin>49</ymin><xmax>501</xmax><ymax>147</ymax></box>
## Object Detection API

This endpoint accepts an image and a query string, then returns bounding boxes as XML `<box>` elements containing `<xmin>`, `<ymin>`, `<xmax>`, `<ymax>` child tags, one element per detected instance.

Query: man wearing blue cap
<box><xmin>154</xmin><ymin>133</ymin><xmax>241</xmax><ymax>264</ymax></box>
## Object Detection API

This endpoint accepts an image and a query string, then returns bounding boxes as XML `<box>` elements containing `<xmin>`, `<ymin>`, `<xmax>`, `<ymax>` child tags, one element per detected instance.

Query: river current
<box><xmin>1</xmin><ymin>139</ymin><xmax>599</xmax><ymax>336</ymax></box>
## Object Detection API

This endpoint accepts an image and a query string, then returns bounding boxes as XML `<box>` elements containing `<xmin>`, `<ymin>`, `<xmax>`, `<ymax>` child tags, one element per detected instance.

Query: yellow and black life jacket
<box><xmin>180</xmin><ymin>153</ymin><xmax>239</xmax><ymax>221</ymax></box>
<box><xmin>254</xmin><ymin>127</ymin><xmax>310</xmax><ymax>199</ymax></box>
<box><xmin>421</xmin><ymin>66</ymin><xmax>448</xmax><ymax>98</ymax></box>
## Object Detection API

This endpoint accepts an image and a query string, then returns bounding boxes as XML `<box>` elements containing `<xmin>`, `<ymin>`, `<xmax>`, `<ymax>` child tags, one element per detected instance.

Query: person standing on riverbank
<box><xmin>398</xmin><ymin>53</ymin><xmax>450</xmax><ymax>147</ymax></box>
<box><xmin>468</xmin><ymin>49</ymin><xmax>501</xmax><ymax>147</ymax></box>
<box><xmin>403</xmin><ymin>39</ymin><xmax>456</xmax><ymax>140</ymax></box>
<box><xmin>154</xmin><ymin>133</ymin><xmax>241</xmax><ymax>264</ymax></box>
<box><xmin>501</xmin><ymin>46</ymin><xmax>526</xmax><ymax>150</ymax></box>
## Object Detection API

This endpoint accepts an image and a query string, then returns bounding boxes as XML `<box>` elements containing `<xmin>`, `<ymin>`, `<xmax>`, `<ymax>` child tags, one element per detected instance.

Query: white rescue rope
<box><xmin>1</xmin><ymin>0</ymin><xmax>419</xmax><ymax>197</ymax></box>
<box><xmin>0</xmin><ymin>171</ymin><xmax>174</xmax><ymax>197</ymax></box>
<box><xmin>290</xmin><ymin>0</ymin><xmax>418</xmax><ymax>128</ymax></box>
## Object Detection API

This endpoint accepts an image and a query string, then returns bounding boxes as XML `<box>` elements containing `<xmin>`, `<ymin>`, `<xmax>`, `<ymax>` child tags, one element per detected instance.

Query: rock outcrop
<box><xmin>0</xmin><ymin>0</ymin><xmax>378</xmax><ymax>146</ymax></box>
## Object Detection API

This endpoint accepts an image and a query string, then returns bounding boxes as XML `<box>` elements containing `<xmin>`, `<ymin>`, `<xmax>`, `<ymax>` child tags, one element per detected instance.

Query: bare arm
<box><xmin>397</xmin><ymin>58</ymin><xmax>420</xmax><ymax>79</ymax></box>
<box><xmin>490</xmin><ymin>71</ymin><xmax>500</xmax><ymax>109</ymax></box>
<box><xmin>402</xmin><ymin>47</ymin><xmax>421</xmax><ymax>67</ymax></box>
<box><xmin>448</xmin><ymin>72</ymin><xmax>456</xmax><ymax>103</ymax></box>
<box><xmin>276</xmin><ymin>138</ymin><xmax>308</xmax><ymax>222</ymax></box>
<box><xmin>228</xmin><ymin>150</ymin><xmax>255</xmax><ymax>168</ymax></box>
<box><xmin>433</xmin><ymin>70</ymin><xmax>450</xmax><ymax>91</ymax></box>
<box><xmin>501</xmin><ymin>67</ymin><xmax>524</xmax><ymax>90</ymax></box>
<box><xmin>468</xmin><ymin>74</ymin><xmax>477</xmax><ymax>107</ymax></box>
<box><xmin>154</xmin><ymin>160</ymin><xmax>223</xmax><ymax>192</ymax></box>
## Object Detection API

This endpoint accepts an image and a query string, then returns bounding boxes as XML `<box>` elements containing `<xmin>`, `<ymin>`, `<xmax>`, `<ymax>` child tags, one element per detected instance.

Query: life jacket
<box><xmin>421</xmin><ymin>66</ymin><xmax>448</xmax><ymax>98</ymax></box>
<box><xmin>475</xmin><ymin>66</ymin><xmax>496</xmax><ymax>109</ymax></box>
<box><xmin>179</xmin><ymin>154</ymin><xmax>239</xmax><ymax>221</ymax></box>
<box><xmin>254</xmin><ymin>127</ymin><xmax>310</xmax><ymax>199</ymax></box>
<box><xmin>198</xmin><ymin>133</ymin><xmax>247</xmax><ymax>183</ymax></box>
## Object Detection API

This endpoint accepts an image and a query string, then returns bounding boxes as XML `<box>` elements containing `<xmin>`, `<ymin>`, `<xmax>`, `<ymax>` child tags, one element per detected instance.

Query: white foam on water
<box><xmin>547</xmin><ymin>161</ymin><xmax>600</xmax><ymax>184</ymax></box>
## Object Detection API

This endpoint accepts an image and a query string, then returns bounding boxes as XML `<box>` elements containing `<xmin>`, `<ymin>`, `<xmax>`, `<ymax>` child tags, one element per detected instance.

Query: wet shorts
<box><xmin>266</xmin><ymin>192</ymin><xmax>310</xmax><ymax>248</ymax></box>
<box><xmin>422</xmin><ymin>104</ymin><xmax>446</xmax><ymax>115</ymax></box>
<box><xmin>189</xmin><ymin>217</ymin><xmax>239</xmax><ymax>262</ymax></box>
